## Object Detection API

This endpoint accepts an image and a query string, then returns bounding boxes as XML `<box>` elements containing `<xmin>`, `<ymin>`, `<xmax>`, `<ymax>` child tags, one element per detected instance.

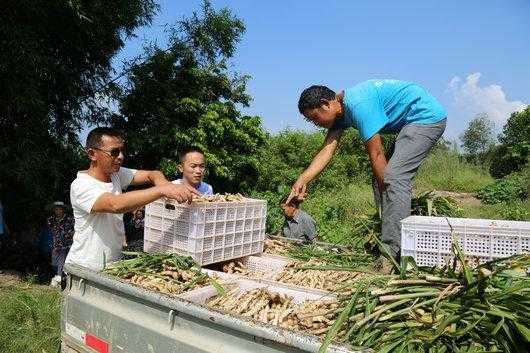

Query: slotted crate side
<box><xmin>144</xmin><ymin>198</ymin><xmax>267</xmax><ymax>265</ymax></box>
<box><xmin>401</xmin><ymin>216</ymin><xmax>530</xmax><ymax>267</ymax></box>
<box><xmin>241</xmin><ymin>255</ymin><xmax>290</xmax><ymax>273</ymax></box>
<box><xmin>144</xmin><ymin>239</ymin><xmax>190</xmax><ymax>257</ymax></box>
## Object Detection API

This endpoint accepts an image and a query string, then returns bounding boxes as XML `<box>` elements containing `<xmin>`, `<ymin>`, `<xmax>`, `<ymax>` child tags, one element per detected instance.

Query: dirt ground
<box><xmin>0</xmin><ymin>270</ymin><xmax>24</xmax><ymax>287</ymax></box>
<box><xmin>0</xmin><ymin>270</ymin><xmax>53</xmax><ymax>292</ymax></box>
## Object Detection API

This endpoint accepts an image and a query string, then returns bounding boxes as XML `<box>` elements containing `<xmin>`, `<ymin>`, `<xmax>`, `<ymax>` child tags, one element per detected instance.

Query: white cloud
<box><xmin>447</xmin><ymin>72</ymin><xmax>526</xmax><ymax>127</ymax></box>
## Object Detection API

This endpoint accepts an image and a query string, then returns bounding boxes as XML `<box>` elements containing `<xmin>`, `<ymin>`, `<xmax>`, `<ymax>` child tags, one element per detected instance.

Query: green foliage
<box><xmin>0</xmin><ymin>0</ymin><xmax>158</xmax><ymax>231</ymax></box>
<box><xmin>253</xmin><ymin>128</ymin><xmax>394</xmax><ymax>194</ymax></box>
<box><xmin>477</xmin><ymin>171</ymin><xmax>529</xmax><ymax>204</ymax></box>
<box><xmin>490</xmin><ymin>106</ymin><xmax>530</xmax><ymax>178</ymax></box>
<box><xmin>250</xmin><ymin>129</ymin><xmax>386</xmax><ymax>241</ymax></box>
<box><xmin>411</xmin><ymin>191</ymin><xmax>463</xmax><ymax>217</ymax></box>
<box><xmin>303</xmin><ymin>184</ymin><xmax>376</xmax><ymax>245</ymax></box>
<box><xmin>113</xmin><ymin>1</ymin><xmax>266</xmax><ymax>192</ymax></box>
<box><xmin>0</xmin><ymin>286</ymin><xmax>61</xmax><ymax>353</ymax></box>
<box><xmin>460</xmin><ymin>114</ymin><xmax>495</xmax><ymax>164</ymax></box>
<box><xmin>501</xmin><ymin>202</ymin><xmax>530</xmax><ymax>221</ymax></box>
<box><xmin>415</xmin><ymin>147</ymin><xmax>493</xmax><ymax>192</ymax></box>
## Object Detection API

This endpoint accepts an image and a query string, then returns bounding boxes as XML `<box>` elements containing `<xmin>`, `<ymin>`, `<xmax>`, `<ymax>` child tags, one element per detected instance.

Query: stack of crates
<box><xmin>401</xmin><ymin>216</ymin><xmax>530</xmax><ymax>267</ymax></box>
<box><xmin>144</xmin><ymin>197</ymin><xmax>267</xmax><ymax>265</ymax></box>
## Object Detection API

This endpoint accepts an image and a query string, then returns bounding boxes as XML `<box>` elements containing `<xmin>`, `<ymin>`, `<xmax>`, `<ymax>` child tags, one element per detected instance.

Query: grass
<box><xmin>304</xmin><ymin>183</ymin><xmax>376</xmax><ymax>243</ymax></box>
<box><xmin>0</xmin><ymin>278</ymin><xmax>61</xmax><ymax>353</ymax></box>
<box><xmin>461</xmin><ymin>200</ymin><xmax>530</xmax><ymax>221</ymax></box>
<box><xmin>415</xmin><ymin>148</ymin><xmax>493</xmax><ymax>192</ymax></box>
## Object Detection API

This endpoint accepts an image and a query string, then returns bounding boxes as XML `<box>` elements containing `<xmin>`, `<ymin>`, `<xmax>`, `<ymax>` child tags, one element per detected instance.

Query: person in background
<box><xmin>66</xmin><ymin>127</ymin><xmax>198</xmax><ymax>271</ymax></box>
<box><xmin>123</xmin><ymin>208</ymin><xmax>145</xmax><ymax>252</ymax></box>
<box><xmin>172</xmin><ymin>147</ymin><xmax>213</xmax><ymax>195</ymax></box>
<box><xmin>280</xmin><ymin>198</ymin><xmax>317</xmax><ymax>242</ymax></box>
<box><xmin>130</xmin><ymin>208</ymin><xmax>144</xmax><ymax>240</ymax></box>
<box><xmin>48</xmin><ymin>201</ymin><xmax>74</xmax><ymax>286</ymax></box>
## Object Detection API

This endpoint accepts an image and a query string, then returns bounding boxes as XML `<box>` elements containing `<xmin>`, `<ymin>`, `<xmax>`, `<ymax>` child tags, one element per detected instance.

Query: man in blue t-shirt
<box><xmin>287</xmin><ymin>80</ymin><xmax>447</xmax><ymax>264</ymax></box>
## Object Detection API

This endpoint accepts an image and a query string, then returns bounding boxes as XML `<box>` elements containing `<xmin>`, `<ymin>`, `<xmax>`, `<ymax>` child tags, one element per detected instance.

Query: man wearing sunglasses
<box><xmin>65</xmin><ymin>127</ymin><xmax>199</xmax><ymax>271</ymax></box>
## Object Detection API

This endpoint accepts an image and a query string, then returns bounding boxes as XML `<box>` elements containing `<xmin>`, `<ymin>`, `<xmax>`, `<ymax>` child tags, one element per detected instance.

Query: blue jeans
<box><xmin>52</xmin><ymin>247</ymin><xmax>70</xmax><ymax>276</ymax></box>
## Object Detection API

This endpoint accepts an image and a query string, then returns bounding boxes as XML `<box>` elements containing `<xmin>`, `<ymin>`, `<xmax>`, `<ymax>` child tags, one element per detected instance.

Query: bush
<box><xmin>415</xmin><ymin>148</ymin><xmax>492</xmax><ymax>192</ymax></box>
<box><xmin>489</xmin><ymin>106</ymin><xmax>530</xmax><ymax>178</ymax></box>
<box><xmin>477</xmin><ymin>171</ymin><xmax>528</xmax><ymax>204</ymax></box>
<box><xmin>500</xmin><ymin>202</ymin><xmax>530</xmax><ymax>221</ymax></box>
<box><xmin>303</xmin><ymin>183</ymin><xmax>376</xmax><ymax>245</ymax></box>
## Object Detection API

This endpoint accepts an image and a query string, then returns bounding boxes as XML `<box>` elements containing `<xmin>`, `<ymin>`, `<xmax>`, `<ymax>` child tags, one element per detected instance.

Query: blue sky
<box><xmin>111</xmin><ymin>0</ymin><xmax>530</xmax><ymax>140</ymax></box>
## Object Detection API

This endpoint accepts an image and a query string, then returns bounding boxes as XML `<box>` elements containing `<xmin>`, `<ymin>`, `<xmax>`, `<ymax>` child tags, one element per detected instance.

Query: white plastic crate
<box><xmin>401</xmin><ymin>216</ymin><xmax>530</xmax><ymax>267</ymax></box>
<box><xmin>144</xmin><ymin>197</ymin><xmax>267</xmax><ymax>265</ymax></box>
<box><xmin>179</xmin><ymin>278</ymin><xmax>335</xmax><ymax>305</ymax></box>
<box><xmin>209</xmin><ymin>254</ymin><xmax>291</xmax><ymax>280</ymax></box>
<box><xmin>241</xmin><ymin>254</ymin><xmax>290</xmax><ymax>274</ymax></box>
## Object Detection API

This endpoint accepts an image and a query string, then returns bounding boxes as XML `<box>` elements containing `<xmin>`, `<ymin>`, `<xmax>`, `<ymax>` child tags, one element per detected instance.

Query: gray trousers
<box><xmin>373</xmin><ymin>119</ymin><xmax>446</xmax><ymax>257</ymax></box>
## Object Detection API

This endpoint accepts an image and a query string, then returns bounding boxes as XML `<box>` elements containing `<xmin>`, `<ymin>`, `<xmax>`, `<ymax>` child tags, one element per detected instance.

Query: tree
<box><xmin>489</xmin><ymin>106</ymin><xmax>530</xmax><ymax>178</ymax></box>
<box><xmin>112</xmin><ymin>1</ymin><xmax>267</xmax><ymax>193</ymax></box>
<box><xmin>460</xmin><ymin>114</ymin><xmax>495</xmax><ymax>164</ymax></box>
<box><xmin>0</xmin><ymin>0</ymin><xmax>158</xmax><ymax>231</ymax></box>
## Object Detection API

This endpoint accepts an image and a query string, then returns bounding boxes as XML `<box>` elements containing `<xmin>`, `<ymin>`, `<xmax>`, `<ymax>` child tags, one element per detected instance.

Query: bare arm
<box><xmin>365</xmin><ymin>133</ymin><xmax>387</xmax><ymax>192</ymax></box>
<box><xmin>287</xmin><ymin>128</ymin><xmax>343</xmax><ymax>202</ymax></box>
<box><xmin>130</xmin><ymin>170</ymin><xmax>170</xmax><ymax>186</ymax></box>
<box><xmin>92</xmin><ymin>183</ymin><xmax>199</xmax><ymax>214</ymax></box>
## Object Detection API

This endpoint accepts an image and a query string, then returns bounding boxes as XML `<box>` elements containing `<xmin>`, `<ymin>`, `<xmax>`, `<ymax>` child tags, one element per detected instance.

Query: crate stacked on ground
<box><xmin>401</xmin><ymin>215</ymin><xmax>530</xmax><ymax>267</ymax></box>
<box><xmin>144</xmin><ymin>196</ymin><xmax>267</xmax><ymax>265</ymax></box>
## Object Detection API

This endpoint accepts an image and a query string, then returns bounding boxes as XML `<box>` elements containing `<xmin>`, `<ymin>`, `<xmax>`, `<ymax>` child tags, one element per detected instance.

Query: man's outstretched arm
<box><xmin>287</xmin><ymin>128</ymin><xmax>343</xmax><ymax>203</ymax></box>
<box><xmin>131</xmin><ymin>170</ymin><xmax>171</xmax><ymax>186</ymax></box>
<box><xmin>91</xmin><ymin>183</ymin><xmax>199</xmax><ymax>214</ymax></box>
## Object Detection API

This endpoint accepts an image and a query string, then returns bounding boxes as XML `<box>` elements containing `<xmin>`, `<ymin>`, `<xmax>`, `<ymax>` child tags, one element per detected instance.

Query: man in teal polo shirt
<box><xmin>287</xmin><ymin>79</ymin><xmax>447</xmax><ymax>264</ymax></box>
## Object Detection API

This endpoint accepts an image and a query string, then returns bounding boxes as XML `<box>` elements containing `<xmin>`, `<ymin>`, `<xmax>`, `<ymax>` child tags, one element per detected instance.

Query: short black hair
<box><xmin>298</xmin><ymin>85</ymin><xmax>336</xmax><ymax>114</ymax></box>
<box><xmin>86</xmin><ymin>127</ymin><xmax>122</xmax><ymax>149</ymax></box>
<box><xmin>178</xmin><ymin>147</ymin><xmax>205</xmax><ymax>163</ymax></box>
<box><xmin>279</xmin><ymin>196</ymin><xmax>300</xmax><ymax>208</ymax></box>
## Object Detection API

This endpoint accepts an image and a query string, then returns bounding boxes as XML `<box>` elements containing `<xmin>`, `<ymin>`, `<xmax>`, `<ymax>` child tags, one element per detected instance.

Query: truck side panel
<box><xmin>61</xmin><ymin>267</ymin><xmax>365</xmax><ymax>353</ymax></box>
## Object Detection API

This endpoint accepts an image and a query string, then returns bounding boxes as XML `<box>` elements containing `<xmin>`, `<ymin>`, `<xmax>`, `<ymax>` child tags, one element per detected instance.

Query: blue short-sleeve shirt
<box><xmin>172</xmin><ymin>179</ymin><xmax>213</xmax><ymax>195</ymax></box>
<box><xmin>331</xmin><ymin>80</ymin><xmax>447</xmax><ymax>142</ymax></box>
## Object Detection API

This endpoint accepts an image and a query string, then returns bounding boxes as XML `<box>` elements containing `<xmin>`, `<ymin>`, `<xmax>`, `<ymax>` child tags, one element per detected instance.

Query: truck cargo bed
<box><xmin>61</xmin><ymin>263</ymin><xmax>370</xmax><ymax>353</ymax></box>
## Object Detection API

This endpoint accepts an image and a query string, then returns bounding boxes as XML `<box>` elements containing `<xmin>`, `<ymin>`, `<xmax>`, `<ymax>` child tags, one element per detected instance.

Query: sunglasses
<box><xmin>93</xmin><ymin>147</ymin><xmax>125</xmax><ymax>158</ymax></box>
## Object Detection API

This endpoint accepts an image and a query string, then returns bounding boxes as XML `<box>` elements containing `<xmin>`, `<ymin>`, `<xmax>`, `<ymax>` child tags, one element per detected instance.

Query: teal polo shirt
<box><xmin>331</xmin><ymin>79</ymin><xmax>447</xmax><ymax>142</ymax></box>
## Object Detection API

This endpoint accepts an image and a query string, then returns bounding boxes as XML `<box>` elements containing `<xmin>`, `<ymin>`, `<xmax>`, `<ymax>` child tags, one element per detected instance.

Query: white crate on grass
<box><xmin>401</xmin><ymin>216</ymin><xmax>530</xmax><ymax>267</ymax></box>
<box><xmin>144</xmin><ymin>197</ymin><xmax>267</xmax><ymax>265</ymax></box>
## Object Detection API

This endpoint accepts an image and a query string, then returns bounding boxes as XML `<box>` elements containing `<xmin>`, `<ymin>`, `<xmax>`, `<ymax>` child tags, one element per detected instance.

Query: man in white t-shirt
<box><xmin>66</xmin><ymin>127</ymin><xmax>199</xmax><ymax>271</ymax></box>
<box><xmin>172</xmin><ymin>147</ymin><xmax>213</xmax><ymax>195</ymax></box>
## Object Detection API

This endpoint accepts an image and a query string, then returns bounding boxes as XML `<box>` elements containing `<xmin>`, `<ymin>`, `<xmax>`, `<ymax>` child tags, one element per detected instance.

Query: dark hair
<box><xmin>279</xmin><ymin>196</ymin><xmax>300</xmax><ymax>208</ymax></box>
<box><xmin>86</xmin><ymin>127</ymin><xmax>122</xmax><ymax>149</ymax></box>
<box><xmin>298</xmin><ymin>85</ymin><xmax>336</xmax><ymax>114</ymax></box>
<box><xmin>178</xmin><ymin>147</ymin><xmax>205</xmax><ymax>163</ymax></box>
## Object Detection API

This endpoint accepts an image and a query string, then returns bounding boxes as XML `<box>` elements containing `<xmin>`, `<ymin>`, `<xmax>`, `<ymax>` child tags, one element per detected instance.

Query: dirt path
<box><xmin>0</xmin><ymin>270</ymin><xmax>53</xmax><ymax>292</ymax></box>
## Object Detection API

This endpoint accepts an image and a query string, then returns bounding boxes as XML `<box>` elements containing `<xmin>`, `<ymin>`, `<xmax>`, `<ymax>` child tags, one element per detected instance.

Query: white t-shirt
<box><xmin>65</xmin><ymin>167</ymin><xmax>137</xmax><ymax>271</ymax></box>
